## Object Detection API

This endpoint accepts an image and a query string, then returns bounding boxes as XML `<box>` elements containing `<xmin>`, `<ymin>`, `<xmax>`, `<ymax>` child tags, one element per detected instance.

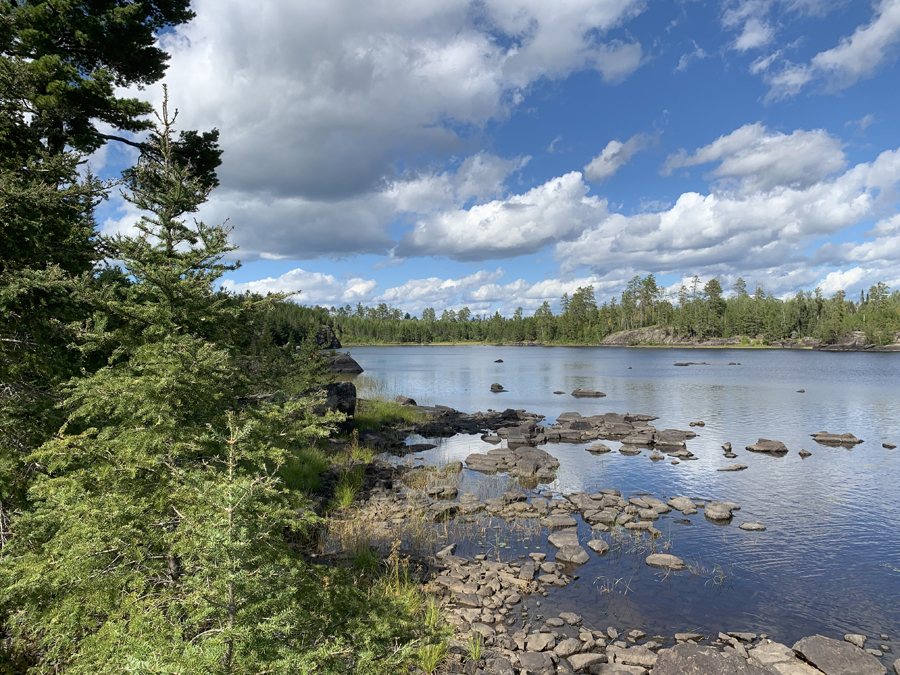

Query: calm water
<box><xmin>346</xmin><ymin>345</ymin><xmax>900</xmax><ymax>646</ymax></box>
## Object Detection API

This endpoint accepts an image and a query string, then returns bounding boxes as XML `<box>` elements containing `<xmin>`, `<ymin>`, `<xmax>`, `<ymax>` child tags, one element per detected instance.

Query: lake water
<box><xmin>345</xmin><ymin>345</ymin><xmax>900</xmax><ymax>647</ymax></box>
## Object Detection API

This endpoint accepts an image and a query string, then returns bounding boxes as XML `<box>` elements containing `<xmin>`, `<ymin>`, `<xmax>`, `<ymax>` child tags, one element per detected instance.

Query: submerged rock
<box><xmin>739</xmin><ymin>522</ymin><xmax>766</xmax><ymax>531</ymax></box>
<box><xmin>718</xmin><ymin>464</ymin><xmax>748</xmax><ymax>472</ymax></box>
<box><xmin>645</xmin><ymin>554</ymin><xmax>687</xmax><ymax>571</ymax></box>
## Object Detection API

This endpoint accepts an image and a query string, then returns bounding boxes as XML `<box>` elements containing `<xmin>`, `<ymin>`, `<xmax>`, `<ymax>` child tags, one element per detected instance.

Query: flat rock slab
<box><xmin>548</xmin><ymin>530</ymin><xmax>580</xmax><ymax>549</ymax></box>
<box><xmin>746</xmin><ymin>438</ymin><xmax>788</xmax><ymax>454</ymax></box>
<box><xmin>587</xmin><ymin>443</ymin><xmax>612</xmax><ymax>454</ymax></box>
<box><xmin>718</xmin><ymin>464</ymin><xmax>748</xmax><ymax>472</ymax></box>
<box><xmin>541</xmin><ymin>514</ymin><xmax>578</xmax><ymax>529</ymax></box>
<box><xmin>739</xmin><ymin>522</ymin><xmax>767</xmax><ymax>531</ymax></box>
<box><xmin>556</xmin><ymin>544</ymin><xmax>590</xmax><ymax>565</ymax></box>
<box><xmin>705</xmin><ymin>501</ymin><xmax>735</xmax><ymax>520</ymax></box>
<box><xmin>646</xmin><ymin>554</ymin><xmax>687</xmax><ymax>571</ymax></box>
<box><xmin>669</xmin><ymin>496</ymin><xmax>696</xmax><ymax>512</ymax></box>
<box><xmin>811</xmin><ymin>431</ymin><xmax>864</xmax><ymax>446</ymax></box>
<box><xmin>793</xmin><ymin>635</ymin><xmax>887</xmax><ymax>675</ymax></box>
<box><xmin>572</xmin><ymin>388</ymin><xmax>606</xmax><ymax>397</ymax></box>
<box><xmin>748</xmin><ymin>642</ymin><xmax>823</xmax><ymax>675</ymax></box>
<box><xmin>567</xmin><ymin>653</ymin><xmax>608</xmax><ymax>671</ymax></box>
<box><xmin>587</xmin><ymin>539</ymin><xmax>610</xmax><ymax>555</ymax></box>
<box><xmin>655</xmin><ymin>643</ymin><xmax>771</xmax><ymax>675</ymax></box>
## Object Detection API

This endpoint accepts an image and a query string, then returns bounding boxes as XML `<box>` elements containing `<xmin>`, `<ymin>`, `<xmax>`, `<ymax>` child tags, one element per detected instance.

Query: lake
<box><xmin>345</xmin><ymin>345</ymin><xmax>900</xmax><ymax>647</ymax></box>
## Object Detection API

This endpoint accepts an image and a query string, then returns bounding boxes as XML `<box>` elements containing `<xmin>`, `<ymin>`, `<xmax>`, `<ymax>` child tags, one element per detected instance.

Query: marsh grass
<box><xmin>279</xmin><ymin>444</ymin><xmax>331</xmax><ymax>494</ymax></box>
<box><xmin>354</xmin><ymin>398</ymin><xmax>430</xmax><ymax>431</ymax></box>
<box><xmin>466</xmin><ymin>631</ymin><xmax>485</xmax><ymax>661</ymax></box>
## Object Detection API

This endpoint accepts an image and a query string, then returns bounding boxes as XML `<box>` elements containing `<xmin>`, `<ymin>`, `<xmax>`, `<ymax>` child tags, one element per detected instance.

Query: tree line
<box><xmin>280</xmin><ymin>276</ymin><xmax>900</xmax><ymax>346</ymax></box>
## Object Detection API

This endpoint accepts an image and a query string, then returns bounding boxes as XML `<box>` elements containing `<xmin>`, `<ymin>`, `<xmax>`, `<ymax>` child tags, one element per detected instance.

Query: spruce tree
<box><xmin>0</xmin><ymin>98</ymin><xmax>341</xmax><ymax>674</ymax></box>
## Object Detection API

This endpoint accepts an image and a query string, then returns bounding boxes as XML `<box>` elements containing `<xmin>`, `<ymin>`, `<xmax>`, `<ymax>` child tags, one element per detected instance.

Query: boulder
<box><xmin>572</xmin><ymin>388</ymin><xmax>606</xmax><ymax>398</ymax></box>
<box><xmin>490</xmin><ymin>382</ymin><xmax>507</xmax><ymax>392</ymax></box>
<box><xmin>587</xmin><ymin>539</ymin><xmax>610</xmax><ymax>555</ymax></box>
<box><xmin>884</xmin><ymin>443</ymin><xmax>897</xmax><ymax>449</ymax></box>
<box><xmin>746</xmin><ymin>438</ymin><xmax>788</xmax><ymax>454</ymax></box>
<box><xmin>310</xmin><ymin>381</ymin><xmax>357</xmax><ymax>419</ymax></box>
<box><xmin>748</xmin><ymin>641</ymin><xmax>823</xmax><ymax>675</ymax></box>
<box><xmin>704</xmin><ymin>501</ymin><xmax>734</xmax><ymax>521</ymax></box>
<box><xmin>792</xmin><ymin>635</ymin><xmax>886</xmax><ymax>675</ymax></box>
<box><xmin>526</xmin><ymin>632</ymin><xmax>556</xmax><ymax>652</ymax></box>
<box><xmin>517</xmin><ymin>651</ymin><xmax>556</xmax><ymax>674</ymax></box>
<box><xmin>315</xmin><ymin>324</ymin><xmax>341</xmax><ymax>349</ymax></box>
<box><xmin>324</xmin><ymin>352</ymin><xmax>363</xmax><ymax>374</ymax></box>
<box><xmin>556</xmin><ymin>544</ymin><xmax>590</xmax><ymax>566</ymax></box>
<box><xmin>654</xmin><ymin>642</ymin><xmax>771</xmax><ymax>675</ymax></box>
<box><xmin>395</xmin><ymin>395</ymin><xmax>417</xmax><ymax>406</ymax></box>
<box><xmin>586</xmin><ymin>443</ymin><xmax>612</xmax><ymax>454</ymax></box>
<box><xmin>494</xmin><ymin>359</ymin><xmax>504</xmax><ymax>363</ymax></box>
<box><xmin>668</xmin><ymin>496</ymin><xmax>696</xmax><ymax>512</ymax></box>
<box><xmin>799</xmin><ymin>449</ymin><xmax>812</xmax><ymax>458</ymax></box>
<box><xmin>645</xmin><ymin>554</ymin><xmax>687</xmax><ymax>571</ymax></box>
<box><xmin>567</xmin><ymin>653</ymin><xmax>607</xmax><ymax>671</ymax></box>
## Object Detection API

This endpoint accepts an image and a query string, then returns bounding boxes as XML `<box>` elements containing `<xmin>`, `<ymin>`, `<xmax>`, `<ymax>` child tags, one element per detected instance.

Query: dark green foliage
<box><xmin>284</xmin><ymin>278</ymin><xmax>900</xmax><ymax>346</ymax></box>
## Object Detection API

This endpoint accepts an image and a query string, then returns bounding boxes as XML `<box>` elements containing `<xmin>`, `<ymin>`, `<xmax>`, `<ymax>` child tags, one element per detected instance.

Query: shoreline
<box><xmin>341</xmin><ymin>341</ymin><xmax>900</xmax><ymax>352</ymax></box>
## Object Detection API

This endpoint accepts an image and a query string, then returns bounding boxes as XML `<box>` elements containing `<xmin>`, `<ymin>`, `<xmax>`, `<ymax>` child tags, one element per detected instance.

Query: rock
<box><xmin>722</xmin><ymin>442</ymin><xmax>732</xmax><ymax>451</ymax></box>
<box><xmin>608</xmin><ymin>646</ymin><xmax>657</xmax><ymax>668</ymax></box>
<box><xmin>554</xmin><ymin>390</ymin><xmax>566</xmax><ymax>394</ymax></box>
<box><xmin>324</xmin><ymin>352</ymin><xmax>364</xmax><ymax>374</ymax></box>
<box><xmin>560</xmin><ymin>612</ymin><xmax>583</xmax><ymax>626</ymax></box>
<box><xmin>654</xmin><ymin>642</ymin><xmax>771</xmax><ymax>675</ymax></box>
<box><xmin>315</xmin><ymin>324</ymin><xmax>342</xmax><ymax>349</ymax></box>
<box><xmin>486</xmin><ymin>656</ymin><xmax>516</xmax><ymax>675</ymax></box>
<box><xmin>739</xmin><ymin>522</ymin><xmax>766</xmax><ymax>531</ymax></box>
<box><xmin>587</xmin><ymin>539</ymin><xmax>610</xmax><ymax>555</ymax></box>
<box><xmin>799</xmin><ymin>449</ymin><xmax>812</xmax><ymax>458</ymax></box>
<box><xmin>526</xmin><ymin>632</ymin><xmax>557</xmax><ymax>652</ymax></box>
<box><xmin>587</xmin><ymin>443</ymin><xmax>612</xmax><ymax>454</ymax></box>
<box><xmin>645</xmin><ymin>554</ymin><xmax>687</xmax><ymax>571</ymax></box>
<box><xmin>675</xmin><ymin>633</ymin><xmax>704</xmax><ymax>642</ymax></box>
<box><xmin>689</xmin><ymin>421</ymin><xmax>706</xmax><ymax>427</ymax></box>
<box><xmin>797</xmin><ymin>389</ymin><xmax>805</xmax><ymax>393</ymax></box>
<box><xmin>542</xmin><ymin>514</ymin><xmax>578</xmax><ymax>529</ymax></box>
<box><xmin>668</xmin><ymin>496</ymin><xmax>696</xmax><ymax>512</ymax></box>
<box><xmin>495</xmin><ymin>359</ymin><xmax>504</xmax><ymax>363</ymax></box>
<box><xmin>650</xmin><ymin>450</ymin><xmax>666</xmax><ymax>461</ymax></box>
<box><xmin>556</xmin><ymin>545</ymin><xmax>590</xmax><ymax>566</ymax></box>
<box><xmin>555</xmin><ymin>637</ymin><xmax>583</xmax><ymax>658</ymax></box>
<box><xmin>395</xmin><ymin>395</ymin><xmax>417</xmax><ymax>406</ymax></box>
<box><xmin>310</xmin><ymin>381</ymin><xmax>357</xmax><ymax>418</ymax></box>
<box><xmin>883</xmin><ymin>443</ymin><xmax>897</xmax><ymax>449</ymax></box>
<box><xmin>811</xmin><ymin>431</ymin><xmax>864</xmax><ymax>446</ymax></box>
<box><xmin>490</xmin><ymin>383</ymin><xmax>507</xmax><ymax>393</ymax></box>
<box><xmin>845</xmin><ymin>634</ymin><xmax>868</xmax><ymax>649</ymax></box>
<box><xmin>517</xmin><ymin>651</ymin><xmax>556</xmax><ymax>674</ymax></box>
<box><xmin>893</xmin><ymin>658</ymin><xmax>899</xmax><ymax>675</ymax></box>
<box><xmin>793</xmin><ymin>634</ymin><xmax>887</xmax><ymax>675</ymax></box>
<box><xmin>567</xmin><ymin>653</ymin><xmax>608</xmax><ymax>672</ymax></box>
<box><xmin>748</xmin><ymin>641</ymin><xmax>822</xmax><ymax>675</ymax></box>
<box><xmin>572</xmin><ymin>388</ymin><xmax>606</xmax><ymax>398</ymax></box>
<box><xmin>704</xmin><ymin>502</ymin><xmax>735</xmax><ymax>521</ymax></box>
<box><xmin>674</xmin><ymin>362</ymin><xmax>709</xmax><ymax>366</ymax></box>
<box><xmin>548</xmin><ymin>530</ymin><xmax>580</xmax><ymax>549</ymax></box>
<box><xmin>718</xmin><ymin>464</ymin><xmax>748</xmax><ymax>472</ymax></box>
<box><xmin>746</xmin><ymin>438</ymin><xmax>788</xmax><ymax>454</ymax></box>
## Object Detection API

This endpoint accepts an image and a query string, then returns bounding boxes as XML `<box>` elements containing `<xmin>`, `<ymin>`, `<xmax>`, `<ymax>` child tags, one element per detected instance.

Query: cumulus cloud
<box><xmin>764</xmin><ymin>0</ymin><xmax>900</xmax><ymax>99</ymax></box>
<box><xmin>675</xmin><ymin>41</ymin><xmax>708</xmax><ymax>72</ymax></box>
<box><xmin>583</xmin><ymin>133</ymin><xmax>652</xmax><ymax>183</ymax></box>
<box><xmin>221</xmin><ymin>269</ymin><xmax>377</xmax><ymax>304</ymax></box>
<box><xmin>557</xmin><ymin>144</ymin><xmax>900</xmax><ymax>280</ymax></box>
<box><xmin>395</xmin><ymin>172</ymin><xmax>609</xmax><ymax>260</ymax></box>
<box><xmin>662</xmin><ymin>122</ymin><xmax>846</xmax><ymax>193</ymax></box>
<box><xmin>733</xmin><ymin>17</ymin><xmax>775</xmax><ymax>51</ymax></box>
<box><xmin>140</xmin><ymin>0</ymin><xmax>647</xmax><ymax>259</ymax></box>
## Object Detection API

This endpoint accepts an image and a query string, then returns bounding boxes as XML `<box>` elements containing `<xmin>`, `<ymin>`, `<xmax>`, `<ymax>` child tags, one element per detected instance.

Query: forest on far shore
<box><xmin>258</xmin><ymin>276</ymin><xmax>900</xmax><ymax>347</ymax></box>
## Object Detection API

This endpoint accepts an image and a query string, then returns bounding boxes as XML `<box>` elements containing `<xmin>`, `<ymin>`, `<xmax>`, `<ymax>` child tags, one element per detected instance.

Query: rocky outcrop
<box><xmin>464</xmin><ymin>446</ymin><xmax>560</xmax><ymax>482</ymax></box>
<box><xmin>310</xmin><ymin>381</ymin><xmax>357</xmax><ymax>419</ymax></box>
<box><xmin>654</xmin><ymin>643</ymin><xmax>770</xmax><ymax>674</ymax></box>
<box><xmin>324</xmin><ymin>351</ymin><xmax>364</xmax><ymax>374</ymax></box>
<box><xmin>792</xmin><ymin>634</ymin><xmax>887</xmax><ymax>675</ymax></box>
<box><xmin>600</xmin><ymin>326</ymin><xmax>743</xmax><ymax>347</ymax></box>
<box><xmin>315</xmin><ymin>324</ymin><xmax>341</xmax><ymax>349</ymax></box>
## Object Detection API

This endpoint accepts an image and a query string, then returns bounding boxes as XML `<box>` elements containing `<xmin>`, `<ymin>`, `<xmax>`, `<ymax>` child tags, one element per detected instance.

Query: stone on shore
<box><xmin>518</xmin><ymin>651</ymin><xmax>555</xmax><ymax>674</ymax></box>
<box><xmin>746</xmin><ymin>438</ymin><xmax>789</xmax><ymax>454</ymax></box>
<box><xmin>646</xmin><ymin>554</ymin><xmax>687</xmax><ymax>571</ymax></box>
<box><xmin>395</xmin><ymin>395</ymin><xmax>417</xmax><ymax>406</ymax></box>
<box><xmin>567</xmin><ymin>653</ymin><xmax>607</xmax><ymax>671</ymax></box>
<box><xmin>655</xmin><ymin>643</ymin><xmax>770</xmax><ymax>675</ymax></box>
<box><xmin>749</xmin><ymin>641</ymin><xmax>823</xmax><ymax>675</ymax></box>
<box><xmin>793</xmin><ymin>634</ymin><xmax>887</xmax><ymax>675</ymax></box>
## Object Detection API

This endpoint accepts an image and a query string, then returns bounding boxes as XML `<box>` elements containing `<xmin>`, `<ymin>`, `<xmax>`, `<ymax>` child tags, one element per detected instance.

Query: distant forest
<box><xmin>260</xmin><ymin>275</ymin><xmax>900</xmax><ymax>346</ymax></box>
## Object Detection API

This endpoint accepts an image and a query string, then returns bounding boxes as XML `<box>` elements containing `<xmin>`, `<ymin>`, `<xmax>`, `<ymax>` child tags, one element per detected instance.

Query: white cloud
<box><xmin>734</xmin><ymin>17</ymin><xmax>775</xmax><ymax>51</ymax></box>
<box><xmin>395</xmin><ymin>171</ymin><xmax>609</xmax><ymax>260</ymax></box>
<box><xmin>221</xmin><ymin>269</ymin><xmax>377</xmax><ymax>305</ymax></box>
<box><xmin>558</xmin><ymin>143</ymin><xmax>900</xmax><ymax>279</ymax></box>
<box><xmin>675</xmin><ymin>41</ymin><xmax>708</xmax><ymax>72</ymax></box>
<box><xmin>662</xmin><ymin>122</ymin><xmax>846</xmax><ymax>194</ymax></box>
<box><xmin>846</xmin><ymin>113</ymin><xmax>877</xmax><ymax>134</ymax></box>
<box><xmin>765</xmin><ymin>0</ymin><xmax>900</xmax><ymax>99</ymax></box>
<box><xmin>584</xmin><ymin>133</ymin><xmax>652</xmax><ymax>182</ymax></box>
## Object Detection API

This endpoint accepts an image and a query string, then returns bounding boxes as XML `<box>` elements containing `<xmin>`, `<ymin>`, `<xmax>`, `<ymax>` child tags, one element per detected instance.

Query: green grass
<box><xmin>279</xmin><ymin>445</ymin><xmax>331</xmax><ymax>494</ymax></box>
<box><xmin>417</xmin><ymin>641</ymin><xmax>448</xmax><ymax>674</ymax></box>
<box><xmin>466</xmin><ymin>631</ymin><xmax>484</xmax><ymax>661</ymax></box>
<box><xmin>329</xmin><ymin>464</ymin><xmax>365</xmax><ymax>511</ymax></box>
<box><xmin>354</xmin><ymin>399</ymin><xmax>429</xmax><ymax>431</ymax></box>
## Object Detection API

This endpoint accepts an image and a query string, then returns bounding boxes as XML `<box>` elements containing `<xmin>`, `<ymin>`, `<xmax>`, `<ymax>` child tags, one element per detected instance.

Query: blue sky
<box><xmin>93</xmin><ymin>0</ymin><xmax>900</xmax><ymax>316</ymax></box>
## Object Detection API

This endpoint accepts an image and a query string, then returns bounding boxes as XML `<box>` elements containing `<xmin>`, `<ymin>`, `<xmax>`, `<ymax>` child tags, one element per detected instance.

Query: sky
<box><xmin>92</xmin><ymin>0</ymin><xmax>900</xmax><ymax>316</ymax></box>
